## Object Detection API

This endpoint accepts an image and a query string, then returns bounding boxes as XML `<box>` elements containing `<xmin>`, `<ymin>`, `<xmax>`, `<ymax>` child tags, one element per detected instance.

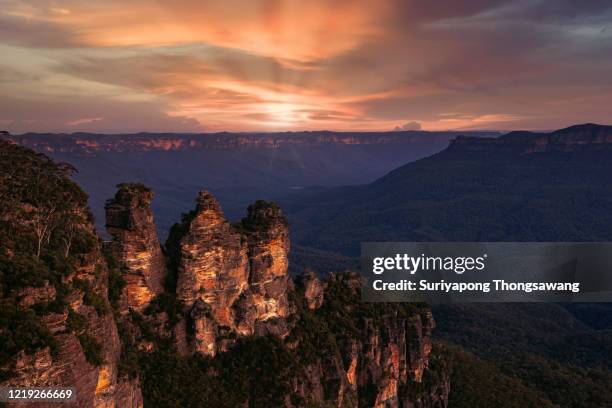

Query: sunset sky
<box><xmin>1</xmin><ymin>0</ymin><xmax>611</xmax><ymax>133</ymax></box>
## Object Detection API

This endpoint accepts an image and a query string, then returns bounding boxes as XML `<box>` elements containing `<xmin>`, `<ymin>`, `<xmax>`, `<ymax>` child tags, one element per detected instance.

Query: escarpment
<box><xmin>1</xmin><ymin>140</ymin><xmax>449</xmax><ymax>407</ymax></box>
<box><xmin>449</xmin><ymin>123</ymin><xmax>612</xmax><ymax>155</ymax></box>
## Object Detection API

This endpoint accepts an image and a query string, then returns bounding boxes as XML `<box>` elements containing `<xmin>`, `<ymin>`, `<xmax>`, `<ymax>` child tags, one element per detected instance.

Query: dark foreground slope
<box><xmin>3</xmin><ymin>130</ymin><xmax>496</xmax><ymax>237</ymax></box>
<box><xmin>284</xmin><ymin>123</ymin><xmax>612</xmax><ymax>407</ymax></box>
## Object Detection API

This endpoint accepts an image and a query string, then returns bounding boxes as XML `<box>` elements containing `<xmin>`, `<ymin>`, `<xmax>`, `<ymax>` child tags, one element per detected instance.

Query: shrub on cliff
<box><xmin>141</xmin><ymin>336</ymin><xmax>296</xmax><ymax>408</ymax></box>
<box><xmin>0</xmin><ymin>300</ymin><xmax>58</xmax><ymax>380</ymax></box>
<box><xmin>77</xmin><ymin>333</ymin><xmax>104</xmax><ymax>367</ymax></box>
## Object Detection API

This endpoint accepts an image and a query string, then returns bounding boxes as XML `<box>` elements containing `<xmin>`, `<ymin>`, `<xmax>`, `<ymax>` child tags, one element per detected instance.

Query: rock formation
<box><xmin>236</xmin><ymin>200</ymin><xmax>291</xmax><ymax>337</ymax></box>
<box><xmin>291</xmin><ymin>272</ymin><xmax>448</xmax><ymax>408</ymax></box>
<box><xmin>175</xmin><ymin>191</ymin><xmax>249</xmax><ymax>320</ymax></box>
<box><xmin>0</xmin><ymin>139</ymin><xmax>448</xmax><ymax>407</ymax></box>
<box><xmin>173</xmin><ymin>192</ymin><xmax>292</xmax><ymax>355</ymax></box>
<box><xmin>105</xmin><ymin>183</ymin><xmax>166</xmax><ymax>313</ymax></box>
<box><xmin>173</xmin><ymin>191</ymin><xmax>249</xmax><ymax>355</ymax></box>
<box><xmin>297</xmin><ymin>269</ymin><xmax>325</xmax><ymax>310</ymax></box>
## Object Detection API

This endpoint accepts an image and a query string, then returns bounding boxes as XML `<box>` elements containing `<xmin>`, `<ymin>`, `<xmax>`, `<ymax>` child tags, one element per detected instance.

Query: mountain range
<box><xmin>2</xmin><ymin>130</ymin><xmax>497</xmax><ymax>238</ymax></box>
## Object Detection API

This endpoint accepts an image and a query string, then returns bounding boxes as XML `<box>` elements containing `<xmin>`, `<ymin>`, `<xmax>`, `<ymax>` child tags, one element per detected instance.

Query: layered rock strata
<box><xmin>236</xmin><ymin>200</ymin><xmax>291</xmax><ymax>338</ymax></box>
<box><xmin>0</xmin><ymin>140</ymin><xmax>143</xmax><ymax>407</ymax></box>
<box><xmin>0</xmin><ymin>199</ymin><xmax>142</xmax><ymax>406</ymax></box>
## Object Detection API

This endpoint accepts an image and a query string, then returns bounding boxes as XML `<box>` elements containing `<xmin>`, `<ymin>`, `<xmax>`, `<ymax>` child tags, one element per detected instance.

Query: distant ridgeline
<box><xmin>0</xmin><ymin>129</ymin><xmax>498</xmax><ymax>240</ymax></box>
<box><xmin>2</xmin><ymin>130</ymin><xmax>498</xmax><ymax>153</ymax></box>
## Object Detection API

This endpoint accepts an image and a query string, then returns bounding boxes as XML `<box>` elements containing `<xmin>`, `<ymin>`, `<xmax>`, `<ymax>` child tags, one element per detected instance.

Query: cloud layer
<box><xmin>1</xmin><ymin>0</ymin><xmax>611</xmax><ymax>132</ymax></box>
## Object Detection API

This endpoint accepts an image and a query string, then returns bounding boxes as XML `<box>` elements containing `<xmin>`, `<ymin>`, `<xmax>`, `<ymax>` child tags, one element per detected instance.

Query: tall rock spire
<box><xmin>235</xmin><ymin>200</ymin><xmax>291</xmax><ymax>337</ymax></box>
<box><xmin>105</xmin><ymin>183</ymin><xmax>166</xmax><ymax>313</ymax></box>
<box><xmin>172</xmin><ymin>192</ymin><xmax>291</xmax><ymax>355</ymax></box>
<box><xmin>173</xmin><ymin>190</ymin><xmax>249</xmax><ymax>355</ymax></box>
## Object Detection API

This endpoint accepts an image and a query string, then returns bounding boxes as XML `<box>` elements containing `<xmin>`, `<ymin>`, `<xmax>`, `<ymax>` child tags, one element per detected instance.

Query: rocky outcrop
<box><xmin>236</xmin><ymin>200</ymin><xmax>291</xmax><ymax>337</ymax></box>
<box><xmin>176</xmin><ymin>191</ymin><xmax>249</xmax><ymax>323</ymax></box>
<box><xmin>290</xmin><ymin>273</ymin><xmax>448</xmax><ymax>408</ymax></box>
<box><xmin>173</xmin><ymin>192</ymin><xmax>292</xmax><ymax>356</ymax></box>
<box><xmin>173</xmin><ymin>191</ymin><xmax>249</xmax><ymax>356</ymax></box>
<box><xmin>406</xmin><ymin>311</ymin><xmax>435</xmax><ymax>382</ymax></box>
<box><xmin>62</xmin><ymin>222</ymin><xmax>143</xmax><ymax>408</ymax></box>
<box><xmin>297</xmin><ymin>269</ymin><xmax>325</xmax><ymax>310</ymax></box>
<box><xmin>1</xmin><ymin>219</ymin><xmax>143</xmax><ymax>408</ymax></box>
<box><xmin>105</xmin><ymin>183</ymin><xmax>166</xmax><ymax>313</ymax></box>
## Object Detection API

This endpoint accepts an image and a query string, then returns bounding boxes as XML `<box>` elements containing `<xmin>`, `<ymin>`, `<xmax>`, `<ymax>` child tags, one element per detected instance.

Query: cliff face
<box><xmin>65</xmin><ymin>232</ymin><xmax>143</xmax><ymax>408</ymax></box>
<box><xmin>291</xmin><ymin>273</ymin><xmax>449</xmax><ymax>408</ymax></box>
<box><xmin>105</xmin><ymin>183</ymin><xmax>166</xmax><ymax>313</ymax></box>
<box><xmin>2</xmin><ymin>131</ymin><xmax>497</xmax><ymax>154</ymax></box>
<box><xmin>176</xmin><ymin>191</ymin><xmax>248</xmax><ymax>318</ymax></box>
<box><xmin>449</xmin><ymin>123</ymin><xmax>612</xmax><ymax>155</ymax></box>
<box><xmin>173</xmin><ymin>191</ymin><xmax>249</xmax><ymax>355</ymax></box>
<box><xmin>236</xmin><ymin>201</ymin><xmax>291</xmax><ymax>337</ymax></box>
<box><xmin>0</xmin><ymin>141</ymin><xmax>142</xmax><ymax>407</ymax></box>
<box><xmin>4</xmin><ymin>237</ymin><xmax>143</xmax><ymax>408</ymax></box>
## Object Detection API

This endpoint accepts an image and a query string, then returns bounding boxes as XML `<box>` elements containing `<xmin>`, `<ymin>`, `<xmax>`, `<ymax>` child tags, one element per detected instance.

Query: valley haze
<box><xmin>1</xmin><ymin>129</ymin><xmax>498</xmax><ymax>239</ymax></box>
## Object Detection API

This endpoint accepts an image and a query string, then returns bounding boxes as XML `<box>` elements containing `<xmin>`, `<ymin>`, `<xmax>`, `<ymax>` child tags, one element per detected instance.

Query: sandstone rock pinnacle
<box><xmin>105</xmin><ymin>183</ymin><xmax>166</xmax><ymax>313</ymax></box>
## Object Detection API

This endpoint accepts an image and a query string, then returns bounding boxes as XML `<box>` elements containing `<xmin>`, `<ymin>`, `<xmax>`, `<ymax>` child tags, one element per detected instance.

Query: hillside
<box><xmin>285</xmin><ymin>124</ymin><xmax>612</xmax><ymax>255</ymax></box>
<box><xmin>4</xmin><ymin>125</ymin><xmax>612</xmax><ymax>406</ymax></box>
<box><xmin>0</xmin><ymin>140</ymin><xmax>142</xmax><ymax>405</ymax></box>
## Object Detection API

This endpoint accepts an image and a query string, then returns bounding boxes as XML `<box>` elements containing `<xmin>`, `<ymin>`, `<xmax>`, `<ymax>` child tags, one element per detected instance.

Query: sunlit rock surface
<box><xmin>173</xmin><ymin>192</ymin><xmax>292</xmax><ymax>355</ymax></box>
<box><xmin>105</xmin><ymin>183</ymin><xmax>165</xmax><ymax>313</ymax></box>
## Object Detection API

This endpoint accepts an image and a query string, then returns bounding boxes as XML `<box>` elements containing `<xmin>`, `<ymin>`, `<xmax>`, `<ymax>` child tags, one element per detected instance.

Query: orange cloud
<box><xmin>1</xmin><ymin>0</ymin><xmax>612</xmax><ymax>132</ymax></box>
<box><xmin>6</xmin><ymin>0</ymin><xmax>385</xmax><ymax>62</ymax></box>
